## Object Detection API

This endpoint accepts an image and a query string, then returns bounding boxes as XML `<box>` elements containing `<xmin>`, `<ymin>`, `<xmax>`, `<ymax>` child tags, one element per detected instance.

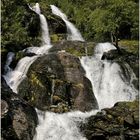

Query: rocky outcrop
<box><xmin>81</xmin><ymin>100</ymin><xmax>139</xmax><ymax>140</ymax></box>
<box><xmin>49</xmin><ymin>41</ymin><xmax>96</xmax><ymax>56</ymax></box>
<box><xmin>18</xmin><ymin>51</ymin><xmax>98</xmax><ymax>112</ymax></box>
<box><xmin>1</xmin><ymin>77</ymin><xmax>38</xmax><ymax>140</ymax></box>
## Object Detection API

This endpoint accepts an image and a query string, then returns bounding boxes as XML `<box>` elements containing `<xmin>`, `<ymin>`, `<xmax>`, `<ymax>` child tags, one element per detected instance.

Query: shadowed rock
<box><xmin>1</xmin><ymin>77</ymin><xmax>38</xmax><ymax>140</ymax></box>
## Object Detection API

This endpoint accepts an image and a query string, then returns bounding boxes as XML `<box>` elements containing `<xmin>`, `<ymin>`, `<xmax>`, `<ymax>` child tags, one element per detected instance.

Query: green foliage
<box><xmin>2</xmin><ymin>0</ymin><xmax>138</xmax><ymax>53</ymax></box>
<box><xmin>119</xmin><ymin>40</ymin><xmax>139</xmax><ymax>54</ymax></box>
<box><xmin>46</xmin><ymin>0</ymin><xmax>138</xmax><ymax>42</ymax></box>
<box><xmin>2</xmin><ymin>0</ymin><xmax>41</xmax><ymax>52</ymax></box>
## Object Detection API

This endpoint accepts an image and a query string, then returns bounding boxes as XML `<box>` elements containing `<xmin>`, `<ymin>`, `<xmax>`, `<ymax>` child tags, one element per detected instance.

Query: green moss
<box><xmin>30</xmin><ymin>72</ymin><xmax>44</xmax><ymax>88</ymax></box>
<box><xmin>66</xmin><ymin>47</ymin><xmax>85</xmax><ymax>57</ymax></box>
<box><xmin>15</xmin><ymin>52</ymin><xmax>25</xmax><ymax>60</ymax></box>
<box><xmin>51</xmin><ymin>34</ymin><xmax>59</xmax><ymax>43</ymax></box>
<box><xmin>51</xmin><ymin>34</ymin><xmax>65</xmax><ymax>43</ymax></box>
<box><xmin>119</xmin><ymin>40</ymin><xmax>139</xmax><ymax>54</ymax></box>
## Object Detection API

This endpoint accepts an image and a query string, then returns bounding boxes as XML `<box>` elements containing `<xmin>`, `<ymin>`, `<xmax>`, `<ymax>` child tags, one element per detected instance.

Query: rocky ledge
<box><xmin>81</xmin><ymin>100</ymin><xmax>139</xmax><ymax>140</ymax></box>
<box><xmin>49</xmin><ymin>40</ymin><xmax>96</xmax><ymax>56</ymax></box>
<box><xmin>1</xmin><ymin>77</ymin><xmax>38</xmax><ymax>140</ymax></box>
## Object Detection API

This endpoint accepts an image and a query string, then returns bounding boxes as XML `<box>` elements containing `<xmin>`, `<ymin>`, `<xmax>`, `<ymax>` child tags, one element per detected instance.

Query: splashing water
<box><xmin>33</xmin><ymin>42</ymin><xmax>137</xmax><ymax>140</ymax></box>
<box><xmin>51</xmin><ymin>5</ymin><xmax>84</xmax><ymax>42</ymax></box>
<box><xmin>3</xmin><ymin>3</ymin><xmax>138</xmax><ymax>139</ymax></box>
<box><xmin>33</xmin><ymin>109</ymin><xmax>98</xmax><ymax>140</ymax></box>
<box><xmin>80</xmin><ymin>42</ymin><xmax>138</xmax><ymax>109</ymax></box>
<box><xmin>32</xmin><ymin>3</ymin><xmax>41</xmax><ymax>14</ymax></box>
<box><xmin>4</xmin><ymin>56</ymin><xmax>38</xmax><ymax>93</ymax></box>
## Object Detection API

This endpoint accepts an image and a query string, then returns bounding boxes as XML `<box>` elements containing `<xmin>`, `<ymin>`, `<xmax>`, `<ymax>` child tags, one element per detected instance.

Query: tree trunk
<box><xmin>111</xmin><ymin>28</ymin><xmax>121</xmax><ymax>54</ymax></box>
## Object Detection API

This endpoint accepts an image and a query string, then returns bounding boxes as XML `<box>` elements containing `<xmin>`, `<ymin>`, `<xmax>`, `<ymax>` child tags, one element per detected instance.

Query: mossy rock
<box><xmin>18</xmin><ymin>51</ymin><xmax>98</xmax><ymax>112</ymax></box>
<box><xmin>49</xmin><ymin>41</ymin><xmax>96</xmax><ymax>57</ymax></box>
<box><xmin>119</xmin><ymin>40</ymin><xmax>139</xmax><ymax>54</ymax></box>
<box><xmin>81</xmin><ymin>100</ymin><xmax>139</xmax><ymax>140</ymax></box>
<box><xmin>1</xmin><ymin>77</ymin><xmax>38</xmax><ymax>140</ymax></box>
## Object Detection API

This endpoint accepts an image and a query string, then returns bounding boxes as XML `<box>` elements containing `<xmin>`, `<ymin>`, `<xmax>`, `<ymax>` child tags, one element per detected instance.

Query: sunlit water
<box><xmin>33</xmin><ymin>43</ymin><xmax>138</xmax><ymax>140</ymax></box>
<box><xmin>51</xmin><ymin>5</ymin><xmax>84</xmax><ymax>41</ymax></box>
<box><xmin>3</xmin><ymin>3</ymin><xmax>138</xmax><ymax>140</ymax></box>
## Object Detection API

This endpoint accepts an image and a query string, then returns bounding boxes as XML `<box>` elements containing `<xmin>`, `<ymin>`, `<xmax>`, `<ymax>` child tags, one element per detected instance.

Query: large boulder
<box><xmin>18</xmin><ymin>51</ymin><xmax>98</xmax><ymax>112</ymax></box>
<box><xmin>81</xmin><ymin>100</ymin><xmax>139</xmax><ymax>140</ymax></box>
<box><xmin>1</xmin><ymin>77</ymin><xmax>38</xmax><ymax>140</ymax></box>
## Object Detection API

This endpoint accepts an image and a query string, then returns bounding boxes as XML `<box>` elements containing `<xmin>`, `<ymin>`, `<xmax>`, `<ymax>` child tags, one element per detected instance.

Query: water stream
<box><xmin>51</xmin><ymin>5</ymin><xmax>84</xmax><ymax>42</ymax></box>
<box><xmin>80</xmin><ymin>43</ymin><xmax>137</xmax><ymax>109</ymax></box>
<box><xmin>4</xmin><ymin>3</ymin><xmax>138</xmax><ymax>140</ymax></box>
<box><xmin>33</xmin><ymin>43</ymin><xmax>137</xmax><ymax>140</ymax></box>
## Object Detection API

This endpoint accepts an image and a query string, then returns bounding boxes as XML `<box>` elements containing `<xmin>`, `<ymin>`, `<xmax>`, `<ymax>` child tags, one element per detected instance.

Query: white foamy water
<box><xmin>51</xmin><ymin>5</ymin><xmax>84</xmax><ymax>41</ymax></box>
<box><xmin>4</xmin><ymin>56</ymin><xmax>38</xmax><ymax>93</ymax></box>
<box><xmin>33</xmin><ymin>109</ymin><xmax>98</xmax><ymax>140</ymax></box>
<box><xmin>29</xmin><ymin>3</ymin><xmax>51</xmax><ymax>46</ymax></box>
<box><xmin>4</xmin><ymin>3</ymin><xmax>138</xmax><ymax>139</ymax></box>
<box><xmin>40</xmin><ymin>14</ymin><xmax>51</xmax><ymax>45</ymax></box>
<box><xmin>80</xmin><ymin>42</ymin><xmax>138</xmax><ymax>109</ymax></box>
<box><xmin>33</xmin><ymin>42</ymin><xmax>138</xmax><ymax>140</ymax></box>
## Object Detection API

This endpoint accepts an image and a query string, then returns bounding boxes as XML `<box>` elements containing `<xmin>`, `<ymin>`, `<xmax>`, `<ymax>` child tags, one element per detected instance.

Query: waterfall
<box><xmin>33</xmin><ymin>109</ymin><xmax>98</xmax><ymax>140</ymax></box>
<box><xmin>26</xmin><ymin>3</ymin><xmax>51</xmax><ymax>54</ymax></box>
<box><xmin>50</xmin><ymin>5</ymin><xmax>84</xmax><ymax>42</ymax></box>
<box><xmin>4</xmin><ymin>3</ymin><xmax>52</xmax><ymax>93</ymax></box>
<box><xmin>31</xmin><ymin>3</ymin><xmax>50</xmax><ymax>45</ymax></box>
<box><xmin>33</xmin><ymin>43</ymin><xmax>137</xmax><ymax>140</ymax></box>
<box><xmin>40</xmin><ymin>14</ymin><xmax>51</xmax><ymax>45</ymax></box>
<box><xmin>3</xmin><ymin>2</ymin><xmax>138</xmax><ymax>139</ymax></box>
<box><xmin>4</xmin><ymin>52</ymin><xmax>15</xmax><ymax>73</ymax></box>
<box><xmin>80</xmin><ymin>42</ymin><xmax>138</xmax><ymax>109</ymax></box>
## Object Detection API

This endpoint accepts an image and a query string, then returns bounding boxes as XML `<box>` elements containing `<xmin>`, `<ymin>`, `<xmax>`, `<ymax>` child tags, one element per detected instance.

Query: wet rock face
<box><xmin>18</xmin><ymin>52</ymin><xmax>98</xmax><ymax>112</ymax></box>
<box><xmin>1</xmin><ymin>77</ymin><xmax>38</xmax><ymax>140</ymax></box>
<box><xmin>81</xmin><ymin>101</ymin><xmax>139</xmax><ymax>140</ymax></box>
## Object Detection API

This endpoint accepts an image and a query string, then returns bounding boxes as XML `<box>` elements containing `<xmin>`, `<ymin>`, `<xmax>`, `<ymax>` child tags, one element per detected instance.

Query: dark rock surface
<box><xmin>81</xmin><ymin>100</ymin><xmax>139</xmax><ymax>140</ymax></box>
<box><xmin>1</xmin><ymin>77</ymin><xmax>38</xmax><ymax>140</ymax></box>
<box><xmin>18</xmin><ymin>51</ymin><xmax>98</xmax><ymax>112</ymax></box>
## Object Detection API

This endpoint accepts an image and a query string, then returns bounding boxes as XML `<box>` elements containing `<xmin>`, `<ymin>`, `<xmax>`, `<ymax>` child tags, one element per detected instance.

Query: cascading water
<box><xmin>31</xmin><ymin>3</ymin><xmax>50</xmax><ymax>46</ymax></box>
<box><xmin>33</xmin><ymin>109</ymin><xmax>98</xmax><ymax>140</ymax></box>
<box><xmin>4</xmin><ymin>3</ymin><xmax>51</xmax><ymax>93</ymax></box>
<box><xmin>3</xmin><ymin>2</ymin><xmax>138</xmax><ymax>140</ymax></box>
<box><xmin>33</xmin><ymin>43</ymin><xmax>138</xmax><ymax>140</ymax></box>
<box><xmin>50</xmin><ymin>5</ymin><xmax>84</xmax><ymax>42</ymax></box>
<box><xmin>26</xmin><ymin>3</ymin><xmax>51</xmax><ymax>54</ymax></box>
<box><xmin>80</xmin><ymin>42</ymin><xmax>138</xmax><ymax>109</ymax></box>
<box><xmin>40</xmin><ymin>14</ymin><xmax>51</xmax><ymax>45</ymax></box>
<box><xmin>4</xmin><ymin>56</ymin><xmax>38</xmax><ymax>93</ymax></box>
